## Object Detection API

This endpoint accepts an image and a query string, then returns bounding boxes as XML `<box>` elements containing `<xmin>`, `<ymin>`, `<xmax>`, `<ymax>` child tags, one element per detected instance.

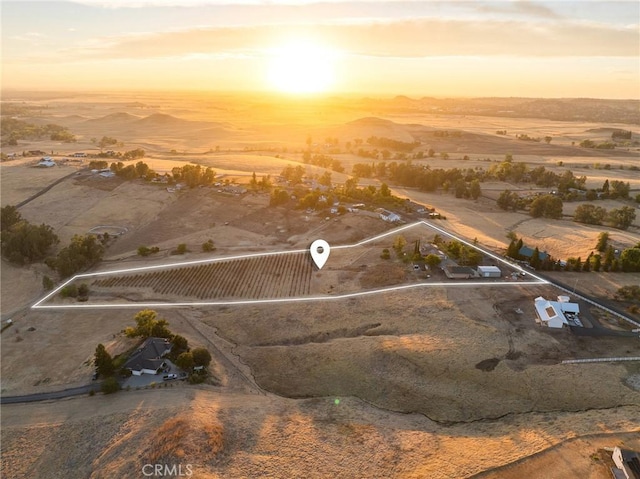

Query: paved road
<box><xmin>0</xmin><ymin>383</ymin><xmax>100</xmax><ymax>405</ymax></box>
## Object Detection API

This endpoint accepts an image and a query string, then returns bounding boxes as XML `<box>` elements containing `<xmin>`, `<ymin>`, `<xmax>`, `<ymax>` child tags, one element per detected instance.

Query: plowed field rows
<box><xmin>92</xmin><ymin>253</ymin><xmax>313</xmax><ymax>299</ymax></box>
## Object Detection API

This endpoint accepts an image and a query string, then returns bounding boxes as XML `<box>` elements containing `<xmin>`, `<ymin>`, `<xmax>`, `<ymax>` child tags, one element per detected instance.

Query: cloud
<box><xmin>476</xmin><ymin>0</ymin><xmax>562</xmax><ymax>19</ymax></box>
<box><xmin>29</xmin><ymin>17</ymin><xmax>640</xmax><ymax>63</ymax></box>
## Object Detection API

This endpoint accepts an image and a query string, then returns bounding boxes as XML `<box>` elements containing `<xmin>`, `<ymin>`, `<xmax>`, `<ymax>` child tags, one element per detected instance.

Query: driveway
<box><xmin>121</xmin><ymin>360</ymin><xmax>186</xmax><ymax>388</ymax></box>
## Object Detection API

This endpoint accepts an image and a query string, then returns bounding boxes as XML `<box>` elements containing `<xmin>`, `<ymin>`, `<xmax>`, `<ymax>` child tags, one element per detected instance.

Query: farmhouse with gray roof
<box><xmin>124</xmin><ymin>337</ymin><xmax>172</xmax><ymax>376</ymax></box>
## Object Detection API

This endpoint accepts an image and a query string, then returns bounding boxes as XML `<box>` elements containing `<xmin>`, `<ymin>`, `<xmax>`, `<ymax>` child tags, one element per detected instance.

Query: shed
<box><xmin>444</xmin><ymin>265</ymin><xmax>476</xmax><ymax>279</ymax></box>
<box><xmin>477</xmin><ymin>265</ymin><xmax>501</xmax><ymax>278</ymax></box>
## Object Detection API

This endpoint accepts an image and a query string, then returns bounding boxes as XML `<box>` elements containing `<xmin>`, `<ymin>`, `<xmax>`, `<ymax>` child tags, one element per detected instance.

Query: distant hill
<box><xmin>337</xmin><ymin>117</ymin><xmax>636</xmax><ymax>157</ymax></box>
<box><xmin>83</xmin><ymin>112</ymin><xmax>141</xmax><ymax>125</ymax></box>
<box><xmin>370</xmin><ymin>97</ymin><xmax>640</xmax><ymax>124</ymax></box>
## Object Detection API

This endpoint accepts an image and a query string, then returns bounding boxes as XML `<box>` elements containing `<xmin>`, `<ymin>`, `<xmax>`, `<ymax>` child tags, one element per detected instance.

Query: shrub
<box><xmin>78</xmin><ymin>283</ymin><xmax>90</xmax><ymax>297</ymax></box>
<box><xmin>202</xmin><ymin>239</ymin><xmax>216</xmax><ymax>252</ymax></box>
<box><xmin>42</xmin><ymin>275</ymin><xmax>54</xmax><ymax>291</ymax></box>
<box><xmin>188</xmin><ymin>371</ymin><xmax>208</xmax><ymax>384</ymax></box>
<box><xmin>172</xmin><ymin>243</ymin><xmax>188</xmax><ymax>255</ymax></box>
<box><xmin>60</xmin><ymin>284</ymin><xmax>78</xmax><ymax>298</ymax></box>
<box><xmin>101</xmin><ymin>377</ymin><xmax>120</xmax><ymax>394</ymax></box>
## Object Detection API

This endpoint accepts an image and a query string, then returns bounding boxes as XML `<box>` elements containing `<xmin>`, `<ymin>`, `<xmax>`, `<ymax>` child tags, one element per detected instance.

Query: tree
<box><xmin>595</xmin><ymin>232</ymin><xmax>609</xmax><ymax>252</ymax></box>
<box><xmin>574</xmin><ymin>204</ymin><xmax>607</xmax><ymax>225</ymax></box>
<box><xmin>92</xmin><ymin>136</ymin><xmax>119</xmax><ymax>153</ymax></box>
<box><xmin>379</xmin><ymin>183</ymin><xmax>391</xmax><ymax>197</ymax></box>
<box><xmin>530</xmin><ymin>247</ymin><xmax>541</xmax><ymax>269</ymax></box>
<box><xmin>544</xmin><ymin>136</ymin><xmax>552</xmax><ymax>144</ymax></box>
<box><xmin>620</xmin><ymin>246</ymin><xmax>640</xmax><ymax>272</ymax></box>
<box><xmin>529</xmin><ymin>195</ymin><xmax>562</xmax><ymax>219</ymax></box>
<box><xmin>46</xmin><ymin>234</ymin><xmax>103</xmax><ymax>278</ymax></box>
<box><xmin>175</xmin><ymin>243</ymin><xmax>188</xmax><ymax>255</ymax></box>
<box><xmin>393</xmin><ymin>235</ymin><xmax>407</xmax><ymax>257</ymax></box>
<box><xmin>609</xmin><ymin>180</ymin><xmax>630</xmax><ymax>199</ymax></box>
<box><xmin>1</xmin><ymin>221</ymin><xmax>59</xmax><ymax>265</ymax></box>
<box><xmin>469</xmin><ymin>179</ymin><xmax>481</xmax><ymax>200</ymax></box>
<box><xmin>603</xmin><ymin>245</ymin><xmax>615</xmax><ymax>270</ymax></box>
<box><xmin>380</xmin><ymin>248</ymin><xmax>390</xmax><ymax>260</ymax></box>
<box><xmin>172</xmin><ymin>334</ymin><xmax>189</xmax><ymax>354</ymax></box>
<box><xmin>0</xmin><ymin>205</ymin><xmax>22</xmax><ymax>232</ymax></box>
<box><xmin>424</xmin><ymin>254</ymin><xmax>441</xmax><ymax>268</ymax></box>
<box><xmin>176</xmin><ymin>351</ymin><xmax>195</xmax><ymax>371</ymax></box>
<box><xmin>270</xmin><ymin>189</ymin><xmax>289</xmax><ymax>207</ymax></box>
<box><xmin>249</xmin><ymin>171</ymin><xmax>258</xmax><ymax>190</ymax></box>
<box><xmin>319</xmin><ymin>171</ymin><xmax>332</xmax><ymax>187</ymax></box>
<box><xmin>608</xmin><ymin>206</ymin><xmax>636</xmax><ymax>230</ymax></box>
<box><xmin>497</xmin><ymin>190</ymin><xmax>519</xmax><ymax>211</ymax></box>
<box><xmin>95</xmin><ymin>344</ymin><xmax>114</xmax><ymax>377</ymax></box>
<box><xmin>192</xmin><ymin>347</ymin><xmax>212</xmax><ymax>368</ymax></box>
<box><xmin>125</xmin><ymin>309</ymin><xmax>170</xmax><ymax>338</ymax></box>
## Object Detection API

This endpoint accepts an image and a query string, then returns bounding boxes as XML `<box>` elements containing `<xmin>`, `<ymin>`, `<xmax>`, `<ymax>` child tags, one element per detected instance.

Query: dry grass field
<box><xmin>1</xmin><ymin>92</ymin><xmax>639</xmax><ymax>478</ymax></box>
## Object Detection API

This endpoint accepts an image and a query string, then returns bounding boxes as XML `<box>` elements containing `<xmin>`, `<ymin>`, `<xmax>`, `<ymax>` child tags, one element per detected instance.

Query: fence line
<box><xmin>562</xmin><ymin>357</ymin><xmax>640</xmax><ymax>364</ymax></box>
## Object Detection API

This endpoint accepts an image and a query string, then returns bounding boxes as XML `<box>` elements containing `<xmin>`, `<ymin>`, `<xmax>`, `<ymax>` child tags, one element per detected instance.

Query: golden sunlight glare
<box><xmin>267</xmin><ymin>41</ymin><xmax>337</xmax><ymax>94</ymax></box>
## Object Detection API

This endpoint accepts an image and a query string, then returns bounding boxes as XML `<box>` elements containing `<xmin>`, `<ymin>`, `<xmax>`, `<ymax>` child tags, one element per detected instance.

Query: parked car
<box><xmin>163</xmin><ymin>373</ymin><xmax>178</xmax><ymax>380</ymax></box>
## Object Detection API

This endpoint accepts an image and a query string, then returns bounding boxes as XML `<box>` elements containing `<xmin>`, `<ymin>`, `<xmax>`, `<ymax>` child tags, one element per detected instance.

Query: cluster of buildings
<box><xmin>533</xmin><ymin>295</ymin><xmax>582</xmax><ymax>328</ymax></box>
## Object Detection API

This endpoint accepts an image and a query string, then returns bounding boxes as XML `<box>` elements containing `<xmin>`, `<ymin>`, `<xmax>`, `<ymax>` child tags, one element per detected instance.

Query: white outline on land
<box><xmin>32</xmin><ymin>220</ymin><xmax>548</xmax><ymax>310</ymax></box>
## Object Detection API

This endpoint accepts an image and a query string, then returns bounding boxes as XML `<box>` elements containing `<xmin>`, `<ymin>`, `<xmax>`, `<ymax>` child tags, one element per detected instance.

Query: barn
<box><xmin>477</xmin><ymin>265</ymin><xmax>501</xmax><ymax>278</ymax></box>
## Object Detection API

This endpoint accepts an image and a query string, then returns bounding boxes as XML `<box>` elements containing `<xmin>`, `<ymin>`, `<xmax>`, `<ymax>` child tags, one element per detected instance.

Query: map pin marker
<box><xmin>310</xmin><ymin>239</ymin><xmax>330</xmax><ymax>270</ymax></box>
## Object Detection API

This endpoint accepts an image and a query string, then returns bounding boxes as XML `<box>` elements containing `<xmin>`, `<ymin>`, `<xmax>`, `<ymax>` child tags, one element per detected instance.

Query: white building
<box><xmin>477</xmin><ymin>265</ymin><xmax>501</xmax><ymax>278</ymax></box>
<box><xmin>37</xmin><ymin>157</ymin><xmax>56</xmax><ymax>167</ymax></box>
<box><xmin>379</xmin><ymin>209</ymin><xmax>401</xmax><ymax>222</ymax></box>
<box><xmin>611</xmin><ymin>446</ymin><xmax>640</xmax><ymax>479</ymax></box>
<box><xmin>533</xmin><ymin>296</ymin><xmax>580</xmax><ymax>328</ymax></box>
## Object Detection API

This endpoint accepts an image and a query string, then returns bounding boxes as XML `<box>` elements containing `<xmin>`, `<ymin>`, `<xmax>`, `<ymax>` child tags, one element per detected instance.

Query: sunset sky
<box><xmin>2</xmin><ymin>0</ymin><xmax>639</xmax><ymax>98</ymax></box>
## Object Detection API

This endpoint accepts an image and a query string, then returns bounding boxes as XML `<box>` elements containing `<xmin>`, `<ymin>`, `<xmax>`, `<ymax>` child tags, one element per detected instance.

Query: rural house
<box><xmin>533</xmin><ymin>295</ymin><xmax>580</xmax><ymax>329</ymax></box>
<box><xmin>611</xmin><ymin>447</ymin><xmax>640</xmax><ymax>479</ymax></box>
<box><xmin>519</xmin><ymin>246</ymin><xmax>549</xmax><ymax>261</ymax></box>
<box><xmin>124</xmin><ymin>337</ymin><xmax>172</xmax><ymax>376</ymax></box>
<box><xmin>37</xmin><ymin>157</ymin><xmax>56</xmax><ymax>167</ymax></box>
<box><xmin>379</xmin><ymin>209</ymin><xmax>401</xmax><ymax>222</ymax></box>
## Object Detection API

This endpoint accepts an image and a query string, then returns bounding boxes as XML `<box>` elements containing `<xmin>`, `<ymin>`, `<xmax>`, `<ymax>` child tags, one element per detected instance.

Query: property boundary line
<box><xmin>31</xmin><ymin>220</ymin><xmax>548</xmax><ymax>310</ymax></box>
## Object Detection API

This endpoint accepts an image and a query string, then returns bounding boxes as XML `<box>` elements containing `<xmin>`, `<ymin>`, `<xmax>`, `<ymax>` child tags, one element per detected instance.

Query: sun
<box><xmin>267</xmin><ymin>41</ymin><xmax>337</xmax><ymax>95</ymax></box>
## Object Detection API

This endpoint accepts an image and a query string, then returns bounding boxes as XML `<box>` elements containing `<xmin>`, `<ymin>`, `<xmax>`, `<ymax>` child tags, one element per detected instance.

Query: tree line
<box><xmin>1</xmin><ymin>205</ymin><xmax>106</xmax><ymax>278</ymax></box>
<box><xmin>1</xmin><ymin>118</ymin><xmax>76</xmax><ymax>146</ymax></box>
